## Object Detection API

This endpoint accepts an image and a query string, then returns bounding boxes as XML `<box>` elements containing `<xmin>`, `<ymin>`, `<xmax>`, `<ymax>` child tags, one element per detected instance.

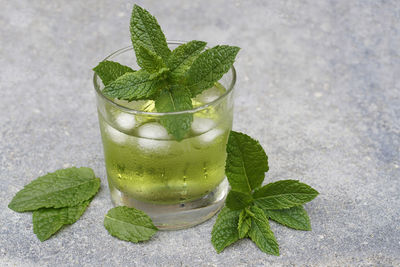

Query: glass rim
<box><xmin>93</xmin><ymin>40</ymin><xmax>236</xmax><ymax>116</ymax></box>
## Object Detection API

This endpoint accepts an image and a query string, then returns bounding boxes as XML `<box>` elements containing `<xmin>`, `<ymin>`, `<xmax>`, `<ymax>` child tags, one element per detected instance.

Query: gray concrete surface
<box><xmin>1</xmin><ymin>0</ymin><xmax>399</xmax><ymax>266</ymax></box>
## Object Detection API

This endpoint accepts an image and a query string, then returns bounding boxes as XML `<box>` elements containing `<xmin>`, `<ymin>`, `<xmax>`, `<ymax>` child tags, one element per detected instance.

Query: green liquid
<box><xmin>99</xmin><ymin>87</ymin><xmax>232</xmax><ymax>204</ymax></box>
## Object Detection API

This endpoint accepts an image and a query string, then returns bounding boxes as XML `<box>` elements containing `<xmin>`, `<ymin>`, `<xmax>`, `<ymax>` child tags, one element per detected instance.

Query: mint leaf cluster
<box><xmin>8</xmin><ymin>167</ymin><xmax>100</xmax><ymax>241</ymax></box>
<box><xmin>93</xmin><ymin>4</ymin><xmax>239</xmax><ymax>140</ymax></box>
<box><xmin>212</xmin><ymin>131</ymin><xmax>319</xmax><ymax>255</ymax></box>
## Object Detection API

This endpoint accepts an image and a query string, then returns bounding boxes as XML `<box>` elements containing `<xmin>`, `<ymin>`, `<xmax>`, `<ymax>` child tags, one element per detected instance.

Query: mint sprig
<box><xmin>8</xmin><ymin>167</ymin><xmax>100</xmax><ymax>241</ymax></box>
<box><xmin>211</xmin><ymin>131</ymin><xmax>319</xmax><ymax>255</ymax></box>
<box><xmin>93</xmin><ymin>4</ymin><xmax>239</xmax><ymax>140</ymax></box>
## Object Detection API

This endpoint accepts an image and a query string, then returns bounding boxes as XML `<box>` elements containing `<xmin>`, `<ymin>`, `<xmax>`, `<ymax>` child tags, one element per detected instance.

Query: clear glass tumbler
<box><xmin>93</xmin><ymin>42</ymin><xmax>236</xmax><ymax>229</ymax></box>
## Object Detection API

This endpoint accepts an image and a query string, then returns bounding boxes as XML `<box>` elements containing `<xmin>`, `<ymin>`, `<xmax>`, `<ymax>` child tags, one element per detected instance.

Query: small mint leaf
<box><xmin>167</xmin><ymin>40</ymin><xmax>207</xmax><ymax>83</ymax></box>
<box><xmin>130</xmin><ymin>5</ymin><xmax>170</xmax><ymax>62</ymax></box>
<box><xmin>103</xmin><ymin>70</ymin><xmax>165</xmax><ymax>101</ymax></box>
<box><xmin>238</xmin><ymin>209</ymin><xmax>251</xmax><ymax>239</ymax></box>
<box><xmin>104</xmin><ymin>206</ymin><xmax>158</xmax><ymax>243</ymax></box>
<box><xmin>93</xmin><ymin>60</ymin><xmax>135</xmax><ymax>86</ymax></box>
<box><xmin>263</xmin><ymin>206</ymin><xmax>311</xmax><ymax>231</ymax></box>
<box><xmin>248</xmin><ymin>205</ymin><xmax>280</xmax><ymax>256</ymax></box>
<box><xmin>155</xmin><ymin>86</ymin><xmax>193</xmax><ymax>141</ymax></box>
<box><xmin>186</xmin><ymin>45</ymin><xmax>239</xmax><ymax>97</ymax></box>
<box><xmin>253</xmin><ymin>180</ymin><xmax>319</xmax><ymax>210</ymax></box>
<box><xmin>225</xmin><ymin>131</ymin><xmax>269</xmax><ymax>194</ymax></box>
<box><xmin>8</xmin><ymin>167</ymin><xmax>100</xmax><ymax>212</ymax></box>
<box><xmin>211</xmin><ymin>207</ymin><xmax>241</xmax><ymax>253</ymax></box>
<box><xmin>225</xmin><ymin>191</ymin><xmax>253</xmax><ymax>210</ymax></box>
<box><xmin>136</xmin><ymin>45</ymin><xmax>167</xmax><ymax>74</ymax></box>
<box><xmin>33</xmin><ymin>200</ymin><xmax>90</xmax><ymax>241</ymax></box>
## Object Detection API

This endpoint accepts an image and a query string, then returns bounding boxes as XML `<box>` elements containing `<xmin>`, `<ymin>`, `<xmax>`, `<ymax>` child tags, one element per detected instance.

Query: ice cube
<box><xmin>104</xmin><ymin>124</ymin><xmax>127</xmax><ymax>145</ymax></box>
<box><xmin>191</xmin><ymin>117</ymin><xmax>216</xmax><ymax>135</ymax></box>
<box><xmin>136</xmin><ymin>122</ymin><xmax>173</xmax><ymax>154</ymax></box>
<box><xmin>192</xmin><ymin>128</ymin><xmax>225</xmax><ymax>149</ymax></box>
<box><xmin>194</xmin><ymin>85</ymin><xmax>224</xmax><ymax>104</ymax></box>
<box><xmin>114</xmin><ymin>112</ymin><xmax>136</xmax><ymax>131</ymax></box>
<box><xmin>137</xmin><ymin>122</ymin><xmax>171</xmax><ymax>140</ymax></box>
<box><xmin>199</xmin><ymin>128</ymin><xmax>224</xmax><ymax>143</ymax></box>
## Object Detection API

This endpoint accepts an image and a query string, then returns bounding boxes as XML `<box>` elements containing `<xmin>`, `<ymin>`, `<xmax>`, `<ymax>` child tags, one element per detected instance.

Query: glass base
<box><xmin>109</xmin><ymin>178</ymin><xmax>229</xmax><ymax>230</ymax></box>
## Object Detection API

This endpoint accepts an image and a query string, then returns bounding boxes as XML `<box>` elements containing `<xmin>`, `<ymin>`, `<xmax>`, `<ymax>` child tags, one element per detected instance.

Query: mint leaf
<box><xmin>186</xmin><ymin>45</ymin><xmax>239</xmax><ymax>97</ymax></box>
<box><xmin>8</xmin><ymin>167</ymin><xmax>100</xmax><ymax>212</ymax></box>
<box><xmin>130</xmin><ymin>4</ymin><xmax>170</xmax><ymax>62</ymax></box>
<box><xmin>93</xmin><ymin>60</ymin><xmax>135</xmax><ymax>86</ymax></box>
<box><xmin>167</xmin><ymin>40</ymin><xmax>207</xmax><ymax>83</ymax></box>
<box><xmin>136</xmin><ymin>45</ymin><xmax>167</xmax><ymax>74</ymax></box>
<box><xmin>238</xmin><ymin>209</ymin><xmax>251</xmax><ymax>239</ymax></box>
<box><xmin>104</xmin><ymin>206</ymin><xmax>158</xmax><ymax>243</ymax></box>
<box><xmin>253</xmin><ymin>180</ymin><xmax>319</xmax><ymax>210</ymax></box>
<box><xmin>33</xmin><ymin>200</ymin><xmax>90</xmax><ymax>241</ymax></box>
<box><xmin>225</xmin><ymin>131</ymin><xmax>269</xmax><ymax>194</ymax></box>
<box><xmin>263</xmin><ymin>206</ymin><xmax>311</xmax><ymax>231</ymax></box>
<box><xmin>248</xmin><ymin>205</ymin><xmax>279</xmax><ymax>256</ymax></box>
<box><xmin>155</xmin><ymin>86</ymin><xmax>193</xmax><ymax>140</ymax></box>
<box><xmin>103</xmin><ymin>70</ymin><xmax>165</xmax><ymax>101</ymax></box>
<box><xmin>211</xmin><ymin>207</ymin><xmax>241</xmax><ymax>253</ymax></box>
<box><xmin>225</xmin><ymin>191</ymin><xmax>253</xmax><ymax>210</ymax></box>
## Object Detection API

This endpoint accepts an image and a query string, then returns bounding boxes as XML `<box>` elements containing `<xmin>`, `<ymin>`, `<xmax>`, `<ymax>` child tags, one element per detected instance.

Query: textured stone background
<box><xmin>1</xmin><ymin>0</ymin><xmax>399</xmax><ymax>266</ymax></box>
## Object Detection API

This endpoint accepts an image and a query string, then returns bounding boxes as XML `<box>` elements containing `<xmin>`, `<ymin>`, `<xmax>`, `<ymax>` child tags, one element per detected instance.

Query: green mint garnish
<box><xmin>263</xmin><ymin>206</ymin><xmax>311</xmax><ymax>231</ymax></box>
<box><xmin>226</xmin><ymin>131</ymin><xmax>269</xmax><ymax>194</ymax></box>
<box><xmin>8</xmin><ymin>167</ymin><xmax>100</xmax><ymax>241</ymax></box>
<box><xmin>130</xmin><ymin>5</ymin><xmax>171</xmax><ymax>62</ymax></box>
<box><xmin>155</xmin><ymin>86</ymin><xmax>193</xmax><ymax>141</ymax></box>
<box><xmin>93</xmin><ymin>4</ymin><xmax>239</xmax><ymax>140</ymax></box>
<box><xmin>8</xmin><ymin>167</ymin><xmax>100</xmax><ymax>212</ymax></box>
<box><xmin>167</xmin><ymin>40</ymin><xmax>207</xmax><ymax>83</ymax></box>
<box><xmin>33</xmin><ymin>200</ymin><xmax>90</xmax><ymax>241</ymax></box>
<box><xmin>247</xmin><ymin>205</ymin><xmax>280</xmax><ymax>256</ymax></box>
<box><xmin>225</xmin><ymin>190</ymin><xmax>253</xmax><ymax>211</ymax></box>
<box><xmin>211</xmin><ymin>207</ymin><xmax>241</xmax><ymax>253</ymax></box>
<box><xmin>104</xmin><ymin>206</ymin><xmax>158</xmax><ymax>243</ymax></box>
<box><xmin>253</xmin><ymin>180</ymin><xmax>319</xmax><ymax>210</ymax></box>
<box><xmin>238</xmin><ymin>209</ymin><xmax>251</xmax><ymax>239</ymax></box>
<box><xmin>136</xmin><ymin>44</ymin><xmax>167</xmax><ymax>74</ymax></box>
<box><xmin>102</xmin><ymin>69</ymin><xmax>166</xmax><ymax>101</ymax></box>
<box><xmin>211</xmin><ymin>131</ymin><xmax>319</xmax><ymax>255</ymax></box>
<box><xmin>185</xmin><ymin>45</ymin><xmax>240</xmax><ymax>97</ymax></box>
<box><xmin>93</xmin><ymin>60</ymin><xmax>135</xmax><ymax>86</ymax></box>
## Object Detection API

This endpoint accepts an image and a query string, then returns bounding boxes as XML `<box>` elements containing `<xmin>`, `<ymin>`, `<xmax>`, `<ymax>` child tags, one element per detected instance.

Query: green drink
<box><xmin>99</xmin><ymin>86</ymin><xmax>232</xmax><ymax>204</ymax></box>
<box><xmin>94</xmin><ymin>44</ymin><xmax>236</xmax><ymax>229</ymax></box>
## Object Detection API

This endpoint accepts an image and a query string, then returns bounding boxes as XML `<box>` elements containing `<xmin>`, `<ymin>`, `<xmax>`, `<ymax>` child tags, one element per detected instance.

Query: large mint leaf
<box><xmin>130</xmin><ymin>4</ymin><xmax>170</xmax><ymax>62</ymax></box>
<box><xmin>225</xmin><ymin>191</ymin><xmax>253</xmax><ymax>210</ymax></box>
<box><xmin>8</xmin><ymin>167</ymin><xmax>100</xmax><ymax>212</ymax></box>
<box><xmin>264</xmin><ymin>206</ymin><xmax>311</xmax><ymax>231</ymax></box>
<box><xmin>225</xmin><ymin>131</ymin><xmax>269</xmax><ymax>194</ymax></box>
<box><xmin>155</xmin><ymin>86</ymin><xmax>193</xmax><ymax>141</ymax></box>
<box><xmin>103</xmin><ymin>69</ymin><xmax>166</xmax><ymax>101</ymax></box>
<box><xmin>186</xmin><ymin>45</ymin><xmax>239</xmax><ymax>97</ymax></box>
<box><xmin>104</xmin><ymin>206</ymin><xmax>158</xmax><ymax>243</ymax></box>
<box><xmin>253</xmin><ymin>180</ymin><xmax>319</xmax><ymax>210</ymax></box>
<box><xmin>93</xmin><ymin>60</ymin><xmax>135</xmax><ymax>86</ymax></box>
<box><xmin>248</xmin><ymin>205</ymin><xmax>279</xmax><ymax>256</ymax></box>
<box><xmin>136</xmin><ymin>45</ymin><xmax>167</xmax><ymax>74</ymax></box>
<box><xmin>167</xmin><ymin>40</ymin><xmax>207</xmax><ymax>83</ymax></box>
<box><xmin>211</xmin><ymin>207</ymin><xmax>241</xmax><ymax>253</ymax></box>
<box><xmin>33</xmin><ymin>200</ymin><xmax>90</xmax><ymax>241</ymax></box>
<box><xmin>238</xmin><ymin>209</ymin><xmax>251</xmax><ymax>239</ymax></box>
